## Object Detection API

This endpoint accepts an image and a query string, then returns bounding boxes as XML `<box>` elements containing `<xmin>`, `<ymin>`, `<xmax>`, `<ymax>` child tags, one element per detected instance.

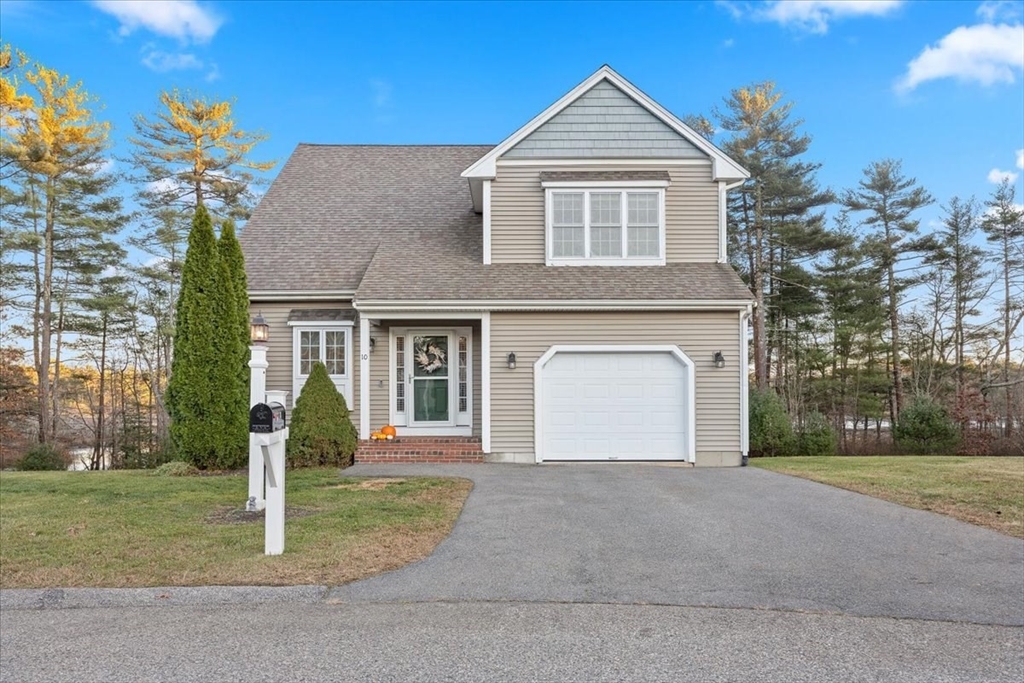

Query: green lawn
<box><xmin>0</xmin><ymin>469</ymin><xmax>471</xmax><ymax>589</ymax></box>
<box><xmin>750</xmin><ymin>456</ymin><xmax>1024</xmax><ymax>538</ymax></box>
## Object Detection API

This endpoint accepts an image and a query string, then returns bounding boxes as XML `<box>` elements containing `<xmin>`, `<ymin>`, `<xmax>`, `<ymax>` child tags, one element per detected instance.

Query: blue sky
<box><xmin>2</xmin><ymin>0</ymin><xmax>1023</xmax><ymax>232</ymax></box>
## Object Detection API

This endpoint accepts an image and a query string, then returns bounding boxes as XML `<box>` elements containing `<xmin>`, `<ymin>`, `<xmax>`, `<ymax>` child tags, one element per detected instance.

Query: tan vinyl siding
<box><xmin>490</xmin><ymin>163</ymin><xmax>719</xmax><ymax>264</ymax></box>
<box><xmin>489</xmin><ymin>311</ymin><xmax>741</xmax><ymax>457</ymax></box>
<box><xmin>248</xmin><ymin>301</ymin><xmax>361</xmax><ymax>428</ymax></box>
<box><xmin>372</xmin><ymin>321</ymin><xmax>482</xmax><ymax>435</ymax></box>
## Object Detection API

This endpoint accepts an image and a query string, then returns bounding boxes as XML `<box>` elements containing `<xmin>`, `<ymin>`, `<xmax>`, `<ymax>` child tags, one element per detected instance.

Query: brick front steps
<box><xmin>355</xmin><ymin>437</ymin><xmax>484</xmax><ymax>464</ymax></box>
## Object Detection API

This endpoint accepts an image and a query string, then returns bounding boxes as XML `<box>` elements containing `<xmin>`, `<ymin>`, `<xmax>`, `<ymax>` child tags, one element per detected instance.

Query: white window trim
<box><xmin>545</xmin><ymin>188</ymin><xmax>666</xmax><ymax>267</ymax></box>
<box><xmin>389</xmin><ymin>327</ymin><xmax>473</xmax><ymax>437</ymax></box>
<box><xmin>291</xmin><ymin>321</ymin><xmax>354</xmax><ymax>409</ymax></box>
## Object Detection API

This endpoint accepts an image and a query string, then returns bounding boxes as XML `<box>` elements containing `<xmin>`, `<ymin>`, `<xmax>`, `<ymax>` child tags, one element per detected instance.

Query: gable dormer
<box><xmin>462</xmin><ymin>66</ymin><xmax>748</xmax><ymax>266</ymax></box>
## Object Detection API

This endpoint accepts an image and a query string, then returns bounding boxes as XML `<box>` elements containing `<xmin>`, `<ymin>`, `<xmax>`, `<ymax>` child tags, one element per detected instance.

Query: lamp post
<box><xmin>246</xmin><ymin>313</ymin><xmax>269</xmax><ymax>512</ymax></box>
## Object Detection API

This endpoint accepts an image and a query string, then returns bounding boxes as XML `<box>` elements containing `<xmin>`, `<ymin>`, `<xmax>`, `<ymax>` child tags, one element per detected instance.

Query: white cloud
<box><xmin>896</xmin><ymin>22</ymin><xmax>1024</xmax><ymax>92</ymax></box>
<box><xmin>1016</xmin><ymin>148</ymin><xmax>1024</xmax><ymax>169</ymax></box>
<box><xmin>719</xmin><ymin>0</ymin><xmax>902</xmax><ymax>34</ymax></box>
<box><xmin>977</xmin><ymin>0</ymin><xmax>1022</xmax><ymax>23</ymax></box>
<box><xmin>369</xmin><ymin>79</ymin><xmax>392</xmax><ymax>108</ymax></box>
<box><xmin>988</xmin><ymin>168</ymin><xmax>1020</xmax><ymax>184</ymax></box>
<box><xmin>722</xmin><ymin>38</ymin><xmax>736</xmax><ymax>48</ymax></box>
<box><xmin>92</xmin><ymin>0</ymin><xmax>222</xmax><ymax>43</ymax></box>
<box><xmin>85</xmin><ymin>158</ymin><xmax>115</xmax><ymax>174</ymax></box>
<box><xmin>141</xmin><ymin>48</ymin><xmax>204</xmax><ymax>72</ymax></box>
<box><xmin>145</xmin><ymin>178</ymin><xmax>181</xmax><ymax>194</ymax></box>
<box><xmin>205</xmin><ymin>63</ymin><xmax>221</xmax><ymax>82</ymax></box>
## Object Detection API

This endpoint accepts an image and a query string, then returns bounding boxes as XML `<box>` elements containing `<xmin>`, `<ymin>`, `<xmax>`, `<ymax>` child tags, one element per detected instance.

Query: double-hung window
<box><xmin>545</xmin><ymin>185</ymin><xmax>666</xmax><ymax>265</ymax></box>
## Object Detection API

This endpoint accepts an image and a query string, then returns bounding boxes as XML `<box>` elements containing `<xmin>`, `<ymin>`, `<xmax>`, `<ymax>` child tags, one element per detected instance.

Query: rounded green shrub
<box><xmin>893</xmin><ymin>397</ymin><xmax>959</xmax><ymax>454</ymax></box>
<box><xmin>749</xmin><ymin>388</ymin><xmax>796</xmax><ymax>457</ymax></box>
<box><xmin>17</xmin><ymin>444</ymin><xmax>67</xmax><ymax>471</ymax></box>
<box><xmin>797</xmin><ymin>411</ymin><xmax>837</xmax><ymax>456</ymax></box>
<box><xmin>152</xmin><ymin>460</ymin><xmax>200</xmax><ymax>477</ymax></box>
<box><xmin>287</xmin><ymin>362</ymin><xmax>358</xmax><ymax>468</ymax></box>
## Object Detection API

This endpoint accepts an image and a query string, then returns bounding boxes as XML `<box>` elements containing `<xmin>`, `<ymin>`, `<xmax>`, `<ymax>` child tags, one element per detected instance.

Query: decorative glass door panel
<box><xmin>411</xmin><ymin>334</ymin><xmax>451</xmax><ymax>424</ymax></box>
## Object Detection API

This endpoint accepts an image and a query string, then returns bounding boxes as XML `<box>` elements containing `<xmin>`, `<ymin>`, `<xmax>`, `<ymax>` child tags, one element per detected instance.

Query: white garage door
<box><xmin>540</xmin><ymin>351</ymin><xmax>690</xmax><ymax>461</ymax></box>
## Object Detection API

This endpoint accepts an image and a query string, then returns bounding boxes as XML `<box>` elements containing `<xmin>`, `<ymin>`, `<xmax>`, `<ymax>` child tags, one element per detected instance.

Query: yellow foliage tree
<box><xmin>0</xmin><ymin>45</ymin><xmax>120</xmax><ymax>444</ymax></box>
<box><xmin>129</xmin><ymin>89</ymin><xmax>276</xmax><ymax>219</ymax></box>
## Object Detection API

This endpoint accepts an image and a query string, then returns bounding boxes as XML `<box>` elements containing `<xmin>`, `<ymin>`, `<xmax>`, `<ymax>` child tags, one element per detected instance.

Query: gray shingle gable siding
<box><xmin>504</xmin><ymin>81</ymin><xmax>707</xmax><ymax>159</ymax></box>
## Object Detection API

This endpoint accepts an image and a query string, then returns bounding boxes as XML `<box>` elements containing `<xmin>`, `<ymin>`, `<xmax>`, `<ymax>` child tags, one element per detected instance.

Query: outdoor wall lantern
<box><xmin>250</xmin><ymin>312</ymin><xmax>269</xmax><ymax>344</ymax></box>
<box><xmin>507</xmin><ymin>352</ymin><xmax>517</xmax><ymax>370</ymax></box>
<box><xmin>369</xmin><ymin>337</ymin><xmax>377</xmax><ymax>353</ymax></box>
<box><xmin>713</xmin><ymin>351</ymin><xmax>726</xmax><ymax>369</ymax></box>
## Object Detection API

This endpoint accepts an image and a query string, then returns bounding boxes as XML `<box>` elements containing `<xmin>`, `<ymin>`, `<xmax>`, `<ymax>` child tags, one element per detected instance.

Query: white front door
<box><xmin>391</xmin><ymin>329</ymin><xmax>472</xmax><ymax>433</ymax></box>
<box><xmin>540</xmin><ymin>351</ymin><xmax>689</xmax><ymax>461</ymax></box>
<box><xmin>408</xmin><ymin>332</ymin><xmax>454</xmax><ymax>426</ymax></box>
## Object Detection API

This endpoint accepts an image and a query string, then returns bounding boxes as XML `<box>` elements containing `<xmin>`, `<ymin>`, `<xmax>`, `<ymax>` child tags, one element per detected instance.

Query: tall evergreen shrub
<box><xmin>167</xmin><ymin>205</ymin><xmax>225</xmax><ymax>469</ymax></box>
<box><xmin>215</xmin><ymin>219</ymin><xmax>250</xmax><ymax>468</ymax></box>
<box><xmin>288</xmin><ymin>362</ymin><xmax>358</xmax><ymax>468</ymax></box>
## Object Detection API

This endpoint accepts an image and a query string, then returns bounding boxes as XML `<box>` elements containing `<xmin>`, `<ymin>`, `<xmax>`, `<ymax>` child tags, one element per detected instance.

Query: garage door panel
<box><xmin>541</xmin><ymin>351</ymin><xmax>689</xmax><ymax>461</ymax></box>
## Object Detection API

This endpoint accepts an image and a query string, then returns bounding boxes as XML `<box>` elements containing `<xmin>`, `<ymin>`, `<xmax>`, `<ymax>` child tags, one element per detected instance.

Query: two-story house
<box><xmin>240</xmin><ymin>66</ymin><xmax>754</xmax><ymax>466</ymax></box>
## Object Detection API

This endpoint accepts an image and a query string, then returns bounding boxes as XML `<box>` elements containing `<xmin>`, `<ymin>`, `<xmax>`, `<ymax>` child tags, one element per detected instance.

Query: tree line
<box><xmin>688</xmin><ymin>83</ymin><xmax>1023</xmax><ymax>454</ymax></box>
<box><xmin>1</xmin><ymin>47</ymin><xmax>1021</xmax><ymax>467</ymax></box>
<box><xmin>1</xmin><ymin>44</ymin><xmax>274</xmax><ymax>468</ymax></box>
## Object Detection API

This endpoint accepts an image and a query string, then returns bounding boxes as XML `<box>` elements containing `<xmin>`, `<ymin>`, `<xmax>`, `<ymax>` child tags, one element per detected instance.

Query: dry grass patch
<box><xmin>751</xmin><ymin>456</ymin><xmax>1024</xmax><ymax>538</ymax></box>
<box><xmin>0</xmin><ymin>469</ymin><xmax>471</xmax><ymax>588</ymax></box>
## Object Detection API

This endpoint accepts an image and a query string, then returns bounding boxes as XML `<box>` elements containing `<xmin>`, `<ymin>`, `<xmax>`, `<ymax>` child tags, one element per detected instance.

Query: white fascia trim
<box><xmin>286</xmin><ymin>320</ymin><xmax>354</xmax><ymax>327</ymax></box>
<box><xmin>483</xmin><ymin>179</ymin><xmax>492</xmax><ymax>265</ymax></box>
<box><xmin>249</xmin><ymin>291</ymin><xmax>355</xmax><ymax>301</ymax></box>
<box><xmin>541</xmin><ymin>180</ymin><xmax>670</xmax><ymax>189</ymax></box>
<box><xmin>481</xmin><ymin>312</ymin><xmax>491</xmax><ymax>454</ymax></box>
<box><xmin>740</xmin><ymin>306</ymin><xmax>751</xmax><ymax>456</ymax></box>
<box><xmin>461</xmin><ymin>66</ymin><xmax>749</xmax><ymax>181</ymax></box>
<box><xmin>359</xmin><ymin>317</ymin><xmax>370</xmax><ymax>439</ymax></box>
<box><xmin>355</xmin><ymin>300</ymin><xmax>753</xmax><ymax>312</ymax></box>
<box><xmin>499</xmin><ymin>158</ymin><xmax>711</xmax><ymax>167</ymax></box>
<box><xmin>533</xmin><ymin>344</ymin><xmax>696</xmax><ymax>464</ymax></box>
<box><xmin>354</xmin><ymin>310</ymin><xmax>490</xmax><ymax>320</ymax></box>
<box><xmin>718</xmin><ymin>181</ymin><xmax>727</xmax><ymax>264</ymax></box>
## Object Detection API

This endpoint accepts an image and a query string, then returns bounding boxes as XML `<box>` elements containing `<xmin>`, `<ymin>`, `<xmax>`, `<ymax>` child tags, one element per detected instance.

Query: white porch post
<box><xmin>359</xmin><ymin>316</ymin><xmax>371</xmax><ymax>439</ymax></box>
<box><xmin>740</xmin><ymin>307</ymin><xmax>751</xmax><ymax>465</ymax></box>
<box><xmin>481</xmin><ymin>312</ymin><xmax>491</xmax><ymax>453</ymax></box>
<box><xmin>247</xmin><ymin>345</ymin><xmax>267</xmax><ymax>511</ymax></box>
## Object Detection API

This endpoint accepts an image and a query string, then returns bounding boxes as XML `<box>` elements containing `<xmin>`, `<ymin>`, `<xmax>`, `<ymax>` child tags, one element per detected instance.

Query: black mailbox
<box><xmin>249</xmin><ymin>402</ymin><xmax>286</xmax><ymax>433</ymax></box>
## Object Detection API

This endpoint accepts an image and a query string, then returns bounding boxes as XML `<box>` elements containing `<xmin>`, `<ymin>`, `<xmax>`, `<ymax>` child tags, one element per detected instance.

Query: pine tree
<box><xmin>166</xmin><ymin>205</ymin><xmax>223</xmax><ymax>468</ymax></box>
<box><xmin>981</xmin><ymin>180</ymin><xmax>1024</xmax><ymax>438</ymax></box>
<box><xmin>842</xmin><ymin>159</ymin><xmax>934</xmax><ymax>424</ymax></box>
<box><xmin>214</xmin><ymin>219</ymin><xmax>249</xmax><ymax>468</ymax></box>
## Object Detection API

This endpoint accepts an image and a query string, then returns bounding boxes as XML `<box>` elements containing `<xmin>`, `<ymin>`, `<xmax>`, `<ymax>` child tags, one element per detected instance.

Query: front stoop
<box><xmin>355</xmin><ymin>437</ymin><xmax>484</xmax><ymax>463</ymax></box>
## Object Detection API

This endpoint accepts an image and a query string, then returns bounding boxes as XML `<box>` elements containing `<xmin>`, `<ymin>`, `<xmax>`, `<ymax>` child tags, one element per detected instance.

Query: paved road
<box><xmin>2</xmin><ymin>464</ymin><xmax>1022</xmax><ymax>682</ymax></box>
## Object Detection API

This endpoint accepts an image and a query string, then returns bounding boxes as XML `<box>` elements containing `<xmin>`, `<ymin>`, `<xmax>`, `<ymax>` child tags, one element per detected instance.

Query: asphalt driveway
<box><xmin>330</xmin><ymin>462</ymin><xmax>1024</xmax><ymax>626</ymax></box>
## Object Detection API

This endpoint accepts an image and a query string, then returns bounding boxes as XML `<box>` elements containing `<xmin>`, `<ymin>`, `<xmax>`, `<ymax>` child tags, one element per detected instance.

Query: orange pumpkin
<box><xmin>381</xmin><ymin>425</ymin><xmax>397</xmax><ymax>438</ymax></box>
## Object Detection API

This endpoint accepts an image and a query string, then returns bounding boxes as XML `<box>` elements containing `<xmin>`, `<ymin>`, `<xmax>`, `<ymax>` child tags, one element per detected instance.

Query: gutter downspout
<box><xmin>740</xmin><ymin>304</ymin><xmax>752</xmax><ymax>466</ymax></box>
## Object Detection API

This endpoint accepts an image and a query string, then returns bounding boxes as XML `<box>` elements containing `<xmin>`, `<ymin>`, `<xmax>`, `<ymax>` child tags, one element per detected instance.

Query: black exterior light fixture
<box><xmin>369</xmin><ymin>337</ymin><xmax>377</xmax><ymax>353</ymax></box>
<box><xmin>507</xmin><ymin>352</ymin><xmax>517</xmax><ymax>370</ymax></box>
<box><xmin>713</xmin><ymin>351</ymin><xmax>726</xmax><ymax>369</ymax></box>
<box><xmin>250</xmin><ymin>312</ymin><xmax>269</xmax><ymax>344</ymax></box>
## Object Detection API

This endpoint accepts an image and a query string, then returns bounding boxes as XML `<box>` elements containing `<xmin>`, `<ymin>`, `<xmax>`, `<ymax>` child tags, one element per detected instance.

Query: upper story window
<box><xmin>545</xmin><ymin>187</ymin><xmax>666</xmax><ymax>266</ymax></box>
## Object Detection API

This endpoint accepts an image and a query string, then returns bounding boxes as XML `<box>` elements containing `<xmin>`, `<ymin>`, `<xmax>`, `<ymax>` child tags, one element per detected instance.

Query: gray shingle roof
<box><xmin>241</xmin><ymin>144</ymin><xmax>493</xmax><ymax>292</ymax></box>
<box><xmin>243</xmin><ymin>144</ymin><xmax>752</xmax><ymax>304</ymax></box>
<box><xmin>355</xmin><ymin>233</ymin><xmax>752</xmax><ymax>303</ymax></box>
<box><xmin>538</xmin><ymin>170</ymin><xmax>671</xmax><ymax>183</ymax></box>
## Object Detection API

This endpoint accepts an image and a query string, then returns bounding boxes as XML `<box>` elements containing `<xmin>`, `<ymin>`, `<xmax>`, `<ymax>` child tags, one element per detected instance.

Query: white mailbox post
<box><xmin>249</xmin><ymin>401</ymin><xmax>288</xmax><ymax>556</ymax></box>
<box><xmin>247</xmin><ymin>343</ymin><xmax>268</xmax><ymax>512</ymax></box>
